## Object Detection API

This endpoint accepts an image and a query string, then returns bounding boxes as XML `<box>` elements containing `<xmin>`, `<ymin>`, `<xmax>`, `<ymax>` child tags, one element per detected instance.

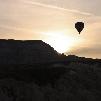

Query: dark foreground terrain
<box><xmin>0</xmin><ymin>56</ymin><xmax>101</xmax><ymax>101</ymax></box>
<box><xmin>0</xmin><ymin>39</ymin><xmax>101</xmax><ymax>101</ymax></box>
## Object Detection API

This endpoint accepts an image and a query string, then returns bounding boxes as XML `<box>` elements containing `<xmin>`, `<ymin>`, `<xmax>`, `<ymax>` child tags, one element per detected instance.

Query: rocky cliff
<box><xmin>0</xmin><ymin>39</ymin><xmax>59</xmax><ymax>64</ymax></box>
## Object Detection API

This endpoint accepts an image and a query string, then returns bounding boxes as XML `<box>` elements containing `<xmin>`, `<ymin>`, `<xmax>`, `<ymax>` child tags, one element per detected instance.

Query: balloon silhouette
<box><xmin>75</xmin><ymin>22</ymin><xmax>84</xmax><ymax>34</ymax></box>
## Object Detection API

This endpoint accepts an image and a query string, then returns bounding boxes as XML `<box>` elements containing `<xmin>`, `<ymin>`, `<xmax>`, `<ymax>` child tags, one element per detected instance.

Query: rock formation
<box><xmin>0</xmin><ymin>39</ymin><xmax>59</xmax><ymax>64</ymax></box>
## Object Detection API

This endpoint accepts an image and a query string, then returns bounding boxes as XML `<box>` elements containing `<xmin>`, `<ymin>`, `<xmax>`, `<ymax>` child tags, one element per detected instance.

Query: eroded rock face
<box><xmin>0</xmin><ymin>39</ymin><xmax>59</xmax><ymax>64</ymax></box>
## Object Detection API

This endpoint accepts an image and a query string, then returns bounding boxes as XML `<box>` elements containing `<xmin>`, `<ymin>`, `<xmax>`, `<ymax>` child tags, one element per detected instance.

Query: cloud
<box><xmin>67</xmin><ymin>44</ymin><xmax>101</xmax><ymax>58</ymax></box>
<box><xmin>23</xmin><ymin>0</ymin><xmax>92</xmax><ymax>16</ymax></box>
<box><xmin>30</xmin><ymin>0</ymin><xmax>101</xmax><ymax>16</ymax></box>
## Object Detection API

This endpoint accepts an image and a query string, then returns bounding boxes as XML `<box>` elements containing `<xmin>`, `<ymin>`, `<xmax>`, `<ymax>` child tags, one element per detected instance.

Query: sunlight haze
<box><xmin>0</xmin><ymin>0</ymin><xmax>101</xmax><ymax>58</ymax></box>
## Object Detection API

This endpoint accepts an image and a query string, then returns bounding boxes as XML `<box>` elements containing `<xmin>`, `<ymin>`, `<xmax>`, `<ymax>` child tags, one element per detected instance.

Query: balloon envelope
<box><xmin>75</xmin><ymin>22</ymin><xmax>84</xmax><ymax>34</ymax></box>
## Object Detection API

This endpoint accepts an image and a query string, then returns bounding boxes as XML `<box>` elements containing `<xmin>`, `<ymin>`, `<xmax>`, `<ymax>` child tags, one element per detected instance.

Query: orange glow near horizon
<box><xmin>43</xmin><ymin>31</ymin><xmax>81</xmax><ymax>53</ymax></box>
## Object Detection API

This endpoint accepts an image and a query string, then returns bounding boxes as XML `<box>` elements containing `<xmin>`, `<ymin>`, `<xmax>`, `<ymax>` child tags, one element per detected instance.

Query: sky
<box><xmin>0</xmin><ymin>0</ymin><xmax>101</xmax><ymax>58</ymax></box>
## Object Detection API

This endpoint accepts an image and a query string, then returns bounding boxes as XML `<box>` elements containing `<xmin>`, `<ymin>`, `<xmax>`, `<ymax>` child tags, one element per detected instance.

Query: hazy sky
<box><xmin>0</xmin><ymin>0</ymin><xmax>101</xmax><ymax>58</ymax></box>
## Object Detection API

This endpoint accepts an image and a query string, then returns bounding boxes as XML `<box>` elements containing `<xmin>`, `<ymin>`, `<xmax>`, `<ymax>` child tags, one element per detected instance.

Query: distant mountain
<box><xmin>0</xmin><ymin>39</ymin><xmax>59</xmax><ymax>64</ymax></box>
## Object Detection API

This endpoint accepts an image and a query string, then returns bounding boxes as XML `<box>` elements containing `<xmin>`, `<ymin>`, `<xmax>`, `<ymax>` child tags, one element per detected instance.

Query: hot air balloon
<box><xmin>75</xmin><ymin>22</ymin><xmax>84</xmax><ymax>34</ymax></box>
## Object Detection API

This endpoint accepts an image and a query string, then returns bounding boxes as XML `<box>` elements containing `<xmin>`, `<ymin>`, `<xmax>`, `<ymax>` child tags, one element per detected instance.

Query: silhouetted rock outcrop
<box><xmin>0</xmin><ymin>40</ymin><xmax>101</xmax><ymax>101</ymax></box>
<box><xmin>0</xmin><ymin>39</ymin><xmax>59</xmax><ymax>64</ymax></box>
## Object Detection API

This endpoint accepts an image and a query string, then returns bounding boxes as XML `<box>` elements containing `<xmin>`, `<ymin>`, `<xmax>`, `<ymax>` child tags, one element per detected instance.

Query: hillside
<box><xmin>0</xmin><ymin>39</ymin><xmax>59</xmax><ymax>64</ymax></box>
<box><xmin>0</xmin><ymin>39</ymin><xmax>100</xmax><ymax>101</ymax></box>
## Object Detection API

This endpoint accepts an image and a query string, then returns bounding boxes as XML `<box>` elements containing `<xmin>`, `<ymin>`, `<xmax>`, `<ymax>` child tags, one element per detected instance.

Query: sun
<box><xmin>44</xmin><ymin>32</ymin><xmax>76</xmax><ymax>53</ymax></box>
<box><xmin>51</xmin><ymin>38</ymin><xmax>71</xmax><ymax>53</ymax></box>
